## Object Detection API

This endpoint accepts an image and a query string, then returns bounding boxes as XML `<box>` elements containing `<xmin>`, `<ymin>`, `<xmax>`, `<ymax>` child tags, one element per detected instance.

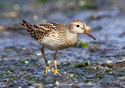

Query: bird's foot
<box><xmin>45</xmin><ymin>65</ymin><xmax>54</xmax><ymax>74</ymax></box>
<box><xmin>53</xmin><ymin>70</ymin><xmax>60</xmax><ymax>75</ymax></box>
<box><xmin>46</xmin><ymin>65</ymin><xmax>60</xmax><ymax>75</ymax></box>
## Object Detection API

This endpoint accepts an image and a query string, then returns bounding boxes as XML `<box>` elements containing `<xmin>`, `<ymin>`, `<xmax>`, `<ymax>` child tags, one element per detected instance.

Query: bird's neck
<box><xmin>67</xmin><ymin>31</ymin><xmax>78</xmax><ymax>46</ymax></box>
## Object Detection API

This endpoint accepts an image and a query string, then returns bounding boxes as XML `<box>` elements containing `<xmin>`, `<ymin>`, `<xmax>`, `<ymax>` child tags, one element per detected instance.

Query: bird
<box><xmin>20</xmin><ymin>19</ymin><xmax>96</xmax><ymax>74</ymax></box>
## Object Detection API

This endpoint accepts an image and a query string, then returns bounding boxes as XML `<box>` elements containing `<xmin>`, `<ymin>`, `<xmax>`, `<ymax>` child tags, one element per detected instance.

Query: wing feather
<box><xmin>19</xmin><ymin>20</ymin><xmax>52</xmax><ymax>41</ymax></box>
<box><xmin>19</xmin><ymin>19</ymin><xmax>69</xmax><ymax>41</ymax></box>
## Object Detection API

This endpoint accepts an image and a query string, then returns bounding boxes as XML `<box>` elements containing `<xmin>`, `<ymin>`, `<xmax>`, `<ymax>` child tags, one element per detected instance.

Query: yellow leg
<box><xmin>53</xmin><ymin>51</ymin><xmax>59</xmax><ymax>74</ymax></box>
<box><xmin>41</xmin><ymin>47</ymin><xmax>55</xmax><ymax>74</ymax></box>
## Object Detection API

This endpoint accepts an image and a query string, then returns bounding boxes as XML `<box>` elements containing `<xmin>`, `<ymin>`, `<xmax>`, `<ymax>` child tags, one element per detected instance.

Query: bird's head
<box><xmin>70</xmin><ymin>20</ymin><xmax>96</xmax><ymax>40</ymax></box>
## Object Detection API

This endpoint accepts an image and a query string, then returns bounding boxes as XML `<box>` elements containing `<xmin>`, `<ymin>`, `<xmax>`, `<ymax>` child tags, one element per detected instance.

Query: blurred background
<box><xmin>0</xmin><ymin>0</ymin><xmax>125</xmax><ymax>88</ymax></box>
<box><xmin>0</xmin><ymin>0</ymin><xmax>125</xmax><ymax>46</ymax></box>
<box><xmin>0</xmin><ymin>0</ymin><xmax>125</xmax><ymax>25</ymax></box>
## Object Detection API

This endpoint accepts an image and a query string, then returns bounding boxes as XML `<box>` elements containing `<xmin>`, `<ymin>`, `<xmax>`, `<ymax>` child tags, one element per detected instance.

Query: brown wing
<box><xmin>20</xmin><ymin>20</ymin><xmax>69</xmax><ymax>41</ymax></box>
<box><xmin>19</xmin><ymin>19</ymin><xmax>52</xmax><ymax>41</ymax></box>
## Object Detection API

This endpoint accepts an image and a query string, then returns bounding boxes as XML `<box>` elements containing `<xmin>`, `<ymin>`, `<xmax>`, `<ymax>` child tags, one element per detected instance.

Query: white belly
<box><xmin>39</xmin><ymin>35</ymin><xmax>77</xmax><ymax>50</ymax></box>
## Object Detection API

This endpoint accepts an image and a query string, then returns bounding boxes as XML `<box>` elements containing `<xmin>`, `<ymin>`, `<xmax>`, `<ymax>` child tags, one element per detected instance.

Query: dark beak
<box><xmin>84</xmin><ymin>30</ymin><xmax>96</xmax><ymax>40</ymax></box>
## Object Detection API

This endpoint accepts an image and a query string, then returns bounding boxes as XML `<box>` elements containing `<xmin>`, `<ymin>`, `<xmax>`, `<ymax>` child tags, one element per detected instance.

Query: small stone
<box><xmin>55</xmin><ymin>81</ymin><xmax>60</xmax><ymax>86</ymax></box>
<box><xmin>36</xmin><ymin>53</ymin><xmax>42</xmax><ymax>56</ymax></box>
<box><xmin>64</xmin><ymin>71</ymin><xmax>67</xmax><ymax>74</ymax></box>
<box><xmin>107</xmin><ymin>60</ymin><xmax>112</xmax><ymax>64</ymax></box>
<box><xmin>4</xmin><ymin>58</ymin><xmax>8</xmax><ymax>61</ymax></box>
<box><xmin>88</xmin><ymin>82</ymin><xmax>92</xmax><ymax>85</ymax></box>
<box><xmin>70</xmin><ymin>74</ymin><xmax>74</xmax><ymax>77</ymax></box>
<box><xmin>48</xmin><ymin>60</ymin><xmax>52</xmax><ymax>64</ymax></box>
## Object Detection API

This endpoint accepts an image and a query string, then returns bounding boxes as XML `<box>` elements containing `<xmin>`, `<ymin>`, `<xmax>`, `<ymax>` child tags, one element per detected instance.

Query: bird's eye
<box><xmin>76</xmin><ymin>25</ymin><xmax>79</xmax><ymax>27</ymax></box>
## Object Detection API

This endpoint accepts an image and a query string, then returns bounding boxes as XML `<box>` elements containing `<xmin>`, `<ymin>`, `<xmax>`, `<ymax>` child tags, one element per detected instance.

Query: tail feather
<box><xmin>20</xmin><ymin>19</ymin><xmax>34</xmax><ymax>32</ymax></box>
<box><xmin>19</xmin><ymin>19</ymin><xmax>28</xmax><ymax>27</ymax></box>
<box><xmin>20</xmin><ymin>23</ymin><xmax>25</xmax><ymax>27</ymax></box>
<box><xmin>25</xmin><ymin>23</ymin><xmax>34</xmax><ymax>32</ymax></box>
<box><xmin>22</xmin><ymin>19</ymin><xmax>29</xmax><ymax>24</ymax></box>
<box><xmin>19</xmin><ymin>19</ymin><xmax>40</xmax><ymax>41</ymax></box>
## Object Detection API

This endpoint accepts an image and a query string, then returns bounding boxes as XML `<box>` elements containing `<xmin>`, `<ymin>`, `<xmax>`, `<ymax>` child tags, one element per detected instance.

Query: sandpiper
<box><xmin>20</xmin><ymin>20</ymin><xmax>96</xmax><ymax>74</ymax></box>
